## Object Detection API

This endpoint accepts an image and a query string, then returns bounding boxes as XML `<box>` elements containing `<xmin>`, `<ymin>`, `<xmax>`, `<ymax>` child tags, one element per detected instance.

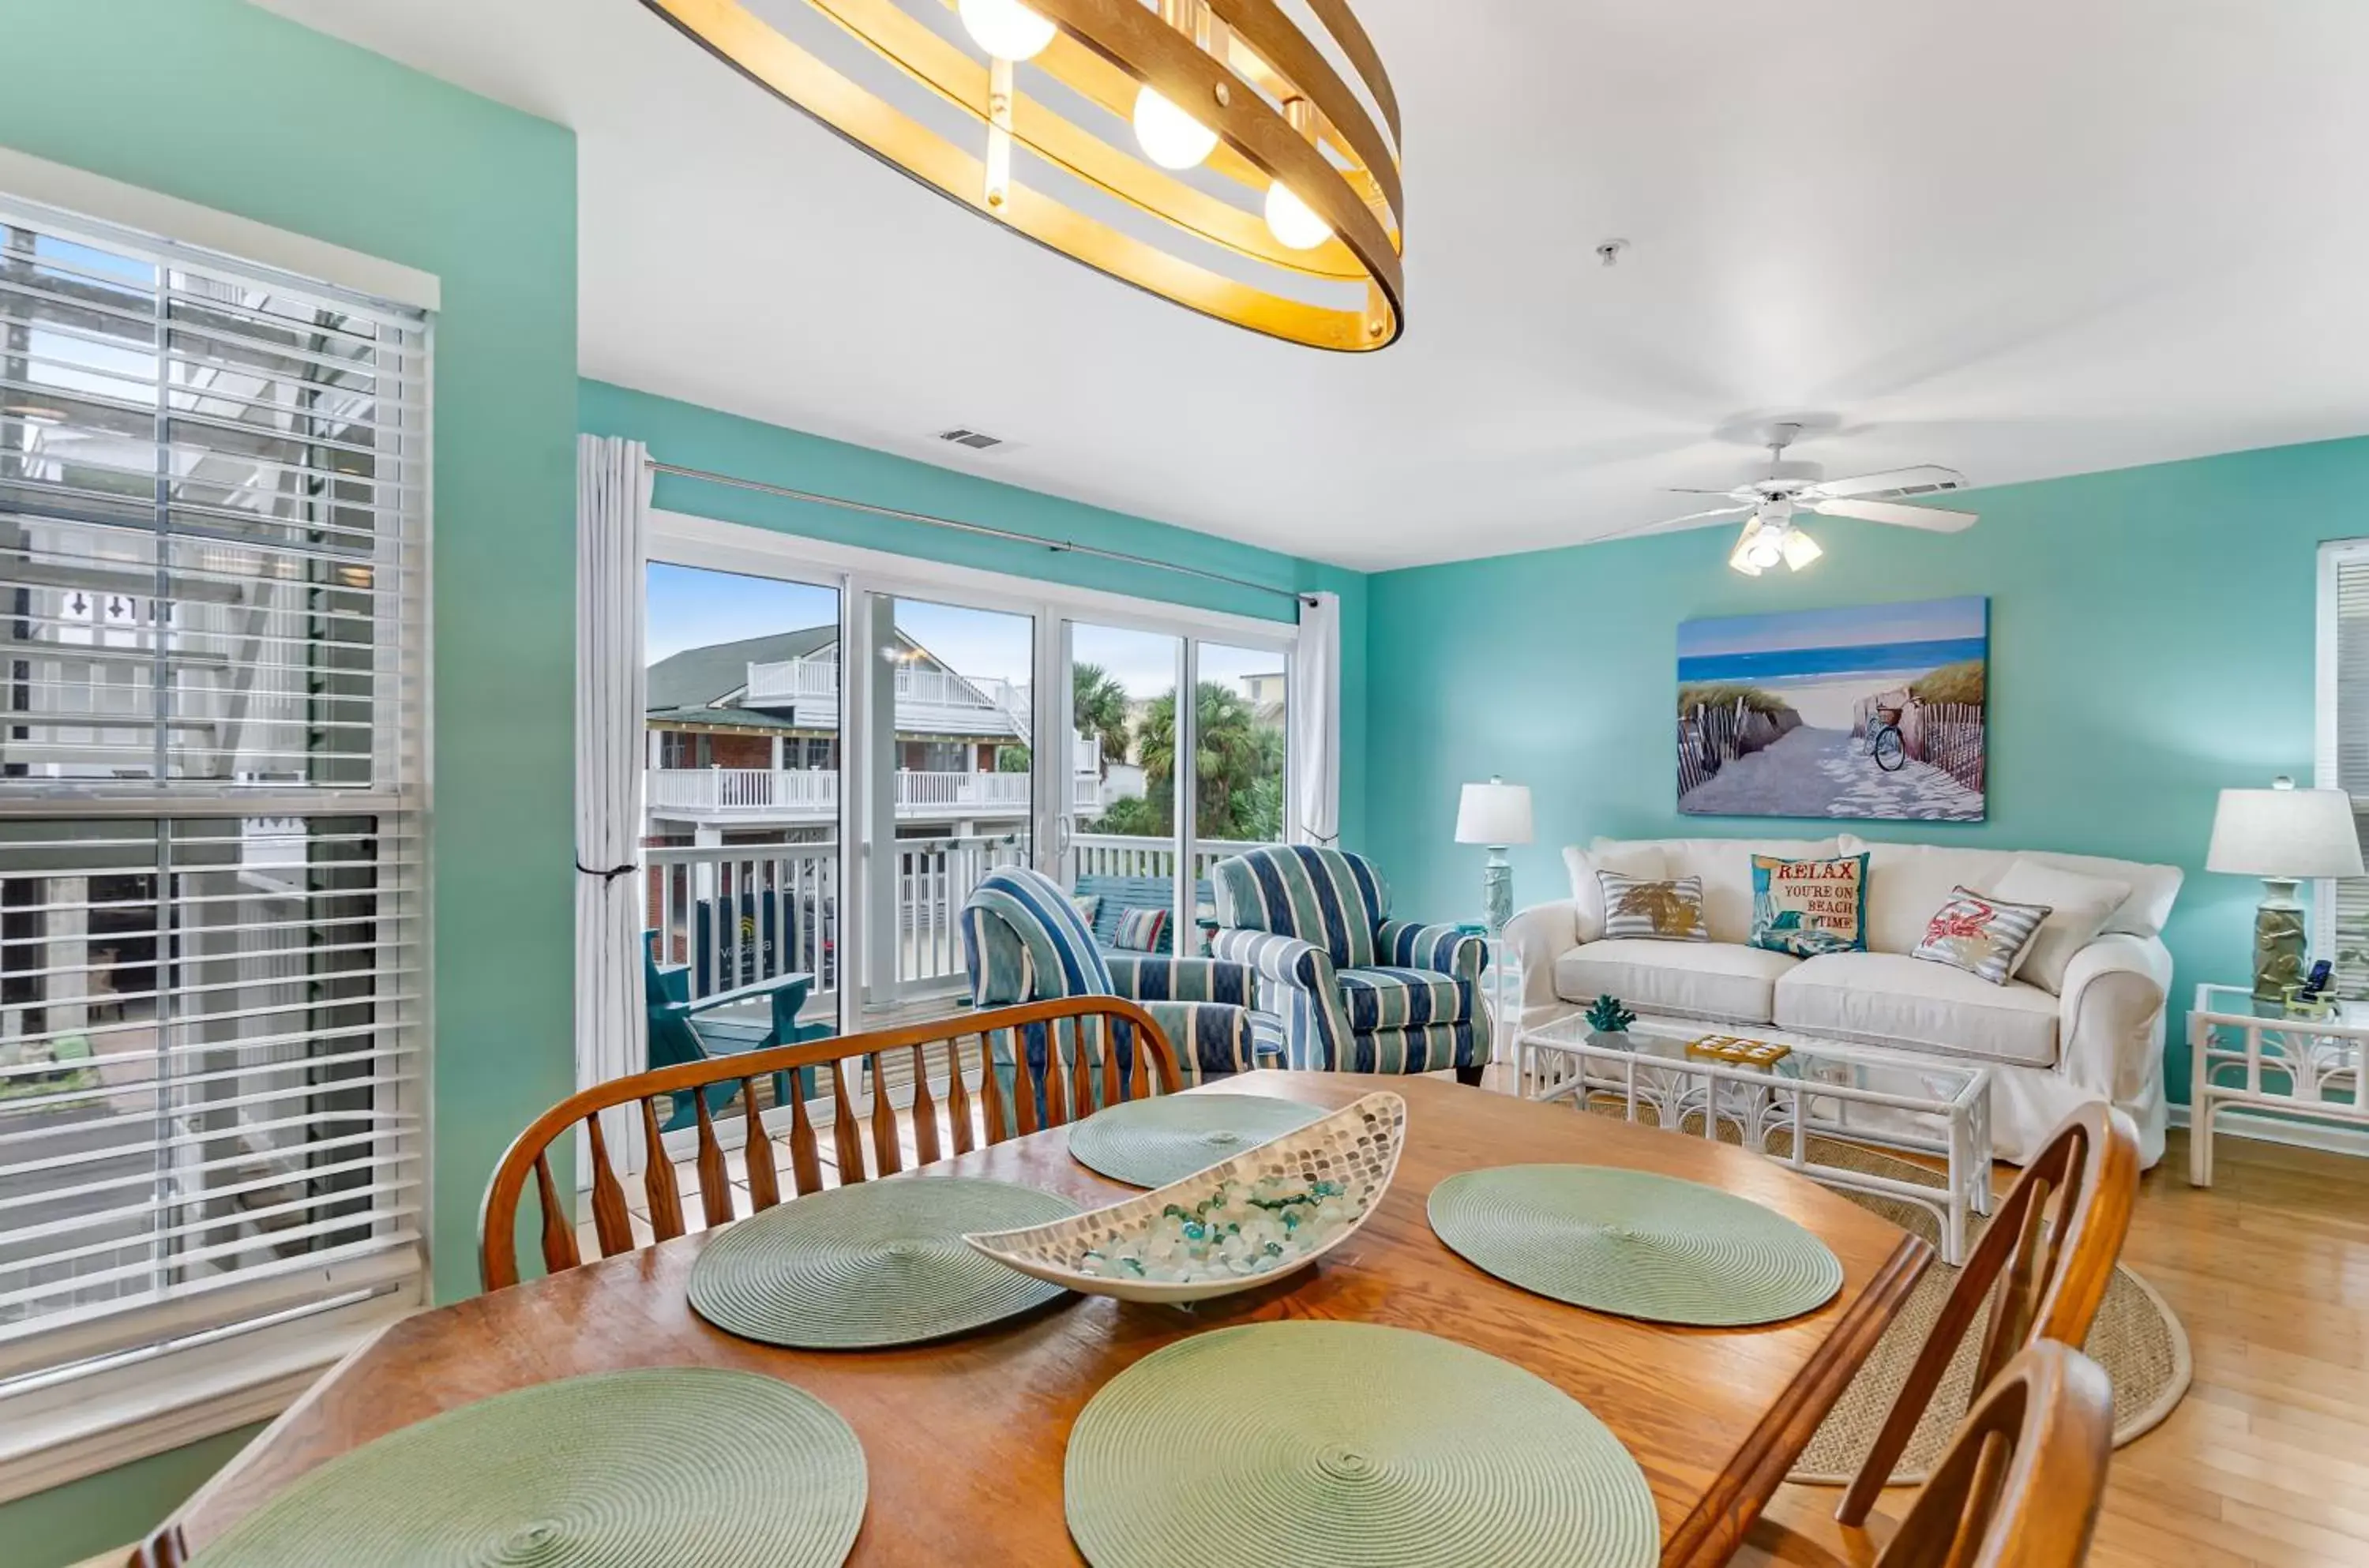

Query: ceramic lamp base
<box><xmin>2251</xmin><ymin>877</ymin><xmax>2308</xmax><ymax>1003</ymax></box>
<box><xmin>1481</xmin><ymin>849</ymin><xmax>1511</xmax><ymax>937</ymax></box>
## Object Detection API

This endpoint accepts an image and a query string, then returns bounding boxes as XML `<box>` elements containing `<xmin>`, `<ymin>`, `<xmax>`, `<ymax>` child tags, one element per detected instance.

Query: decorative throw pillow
<box><xmin>1749</xmin><ymin>853</ymin><xmax>1869</xmax><ymax>957</ymax></box>
<box><xmin>1070</xmin><ymin>893</ymin><xmax>1102</xmax><ymax>930</ymax></box>
<box><xmin>1597</xmin><ymin>872</ymin><xmax>1709</xmax><ymax>942</ymax></box>
<box><xmin>1988</xmin><ymin>861</ymin><xmax>2130</xmax><ymax>995</ymax></box>
<box><xmin>1111</xmin><ymin>906</ymin><xmax>1169</xmax><ymax>953</ymax></box>
<box><xmin>1564</xmin><ymin>843</ymin><xmax>1666</xmax><ymax>939</ymax></box>
<box><xmin>1913</xmin><ymin>886</ymin><xmax>2053</xmax><ymax>985</ymax></box>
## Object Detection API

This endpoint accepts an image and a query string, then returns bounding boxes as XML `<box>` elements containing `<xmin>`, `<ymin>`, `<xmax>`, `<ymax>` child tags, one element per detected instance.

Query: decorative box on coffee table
<box><xmin>1521</xmin><ymin>1012</ymin><xmax>1993</xmax><ymax>1264</ymax></box>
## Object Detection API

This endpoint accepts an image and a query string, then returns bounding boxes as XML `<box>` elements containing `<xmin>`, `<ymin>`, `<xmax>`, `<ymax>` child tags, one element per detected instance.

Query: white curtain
<box><xmin>1290</xmin><ymin>590</ymin><xmax>1342</xmax><ymax>845</ymax></box>
<box><xmin>576</xmin><ymin>436</ymin><xmax>651</xmax><ymax>1108</ymax></box>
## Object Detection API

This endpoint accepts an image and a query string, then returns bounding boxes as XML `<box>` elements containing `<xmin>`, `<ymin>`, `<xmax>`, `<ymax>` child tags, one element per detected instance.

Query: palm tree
<box><xmin>1072</xmin><ymin>661</ymin><xmax>1132</xmax><ymax>778</ymax></box>
<box><xmin>1131</xmin><ymin>682</ymin><xmax>1286</xmax><ymax>842</ymax></box>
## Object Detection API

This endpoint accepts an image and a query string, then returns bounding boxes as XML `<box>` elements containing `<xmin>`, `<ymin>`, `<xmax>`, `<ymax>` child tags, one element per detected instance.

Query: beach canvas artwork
<box><xmin>1676</xmin><ymin>596</ymin><xmax>1988</xmax><ymax>821</ymax></box>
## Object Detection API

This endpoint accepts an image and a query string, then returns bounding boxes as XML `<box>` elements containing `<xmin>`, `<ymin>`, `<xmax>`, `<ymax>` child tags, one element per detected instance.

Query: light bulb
<box><xmin>1132</xmin><ymin>84</ymin><xmax>1218</xmax><ymax>170</ymax></box>
<box><xmin>1781</xmin><ymin>527</ymin><xmax>1823</xmax><ymax>571</ymax></box>
<box><xmin>959</xmin><ymin>0</ymin><xmax>1055</xmax><ymax>60</ymax></box>
<box><xmin>1263</xmin><ymin>180</ymin><xmax>1332</xmax><ymax>249</ymax></box>
<box><xmin>1728</xmin><ymin>523</ymin><xmax>1768</xmax><ymax>576</ymax></box>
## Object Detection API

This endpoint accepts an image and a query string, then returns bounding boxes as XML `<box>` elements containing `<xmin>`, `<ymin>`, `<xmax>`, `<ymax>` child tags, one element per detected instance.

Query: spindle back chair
<box><xmin>1872</xmin><ymin>1341</ymin><xmax>2114</xmax><ymax>1568</ymax></box>
<box><xmin>478</xmin><ymin>996</ymin><xmax>1179</xmax><ymax>1291</ymax></box>
<box><xmin>1838</xmin><ymin>1099</ymin><xmax>2139</xmax><ymax>1525</ymax></box>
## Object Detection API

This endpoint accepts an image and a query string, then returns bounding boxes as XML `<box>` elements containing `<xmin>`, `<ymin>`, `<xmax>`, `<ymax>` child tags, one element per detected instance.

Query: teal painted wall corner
<box><xmin>578</xmin><ymin>378</ymin><xmax>1373</xmax><ymax>845</ymax></box>
<box><xmin>1364</xmin><ymin>433</ymin><xmax>2369</xmax><ymax>1097</ymax></box>
<box><xmin>3</xmin><ymin>1424</ymin><xmax>264</xmax><ymax>1568</ymax></box>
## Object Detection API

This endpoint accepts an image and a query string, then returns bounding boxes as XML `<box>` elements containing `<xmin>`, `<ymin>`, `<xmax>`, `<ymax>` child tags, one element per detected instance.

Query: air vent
<box><xmin>1887</xmin><ymin>478</ymin><xmax>1965</xmax><ymax>497</ymax></box>
<box><xmin>935</xmin><ymin>427</ymin><xmax>1005</xmax><ymax>451</ymax></box>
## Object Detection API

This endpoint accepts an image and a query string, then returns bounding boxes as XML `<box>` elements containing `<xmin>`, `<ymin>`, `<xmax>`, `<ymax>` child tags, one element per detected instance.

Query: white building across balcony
<box><xmin>644</xmin><ymin>625</ymin><xmax>1105</xmax><ymax>833</ymax></box>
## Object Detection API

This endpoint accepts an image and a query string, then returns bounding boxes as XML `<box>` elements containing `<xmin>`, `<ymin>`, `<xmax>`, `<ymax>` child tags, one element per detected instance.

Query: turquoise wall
<box><xmin>1366</xmin><ymin>434</ymin><xmax>2369</xmax><ymax>1094</ymax></box>
<box><xmin>579</xmin><ymin>381</ymin><xmax>1372</xmax><ymax>845</ymax></box>
<box><xmin>0</xmin><ymin>4</ymin><xmax>577</xmax><ymax>1562</ymax></box>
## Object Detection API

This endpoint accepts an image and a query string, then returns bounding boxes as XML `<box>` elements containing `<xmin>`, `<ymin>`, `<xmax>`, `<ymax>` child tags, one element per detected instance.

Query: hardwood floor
<box><xmin>591</xmin><ymin>1075</ymin><xmax>2369</xmax><ymax>1567</ymax></box>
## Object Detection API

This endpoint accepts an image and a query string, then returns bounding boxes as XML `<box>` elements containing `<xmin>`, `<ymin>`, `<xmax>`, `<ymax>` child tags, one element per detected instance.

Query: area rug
<box><xmin>1575</xmin><ymin>1098</ymin><xmax>2190</xmax><ymax>1487</ymax></box>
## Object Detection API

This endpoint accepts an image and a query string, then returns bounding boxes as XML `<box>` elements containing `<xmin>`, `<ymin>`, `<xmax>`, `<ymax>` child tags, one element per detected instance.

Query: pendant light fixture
<box><xmin>641</xmin><ymin>0</ymin><xmax>1403</xmax><ymax>351</ymax></box>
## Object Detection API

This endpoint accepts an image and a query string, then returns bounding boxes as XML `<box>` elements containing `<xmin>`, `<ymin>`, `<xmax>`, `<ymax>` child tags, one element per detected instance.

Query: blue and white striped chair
<box><xmin>960</xmin><ymin>868</ymin><xmax>1264</xmax><ymax>1127</ymax></box>
<box><xmin>1208</xmin><ymin>845</ymin><xmax>1489</xmax><ymax>1079</ymax></box>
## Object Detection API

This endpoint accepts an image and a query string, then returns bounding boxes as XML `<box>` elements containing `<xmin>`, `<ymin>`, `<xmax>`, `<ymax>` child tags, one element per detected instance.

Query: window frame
<box><xmin>2314</xmin><ymin>538</ymin><xmax>2369</xmax><ymax>976</ymax></box>
<box><xmin>645</xmin><ymin>510</ymin><xmax>1307</xmax><ymax>1027</ymax></box>
<box><xmin>0</xmin><ymin>181</ymin><xmax>435</xmax><ymax>1502</ymax></box>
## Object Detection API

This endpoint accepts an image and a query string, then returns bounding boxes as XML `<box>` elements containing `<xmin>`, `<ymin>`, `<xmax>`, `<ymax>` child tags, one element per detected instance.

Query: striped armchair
<box><xmin>960</xmin><ymin>868</ymin><xmax>1263</xmax><ymax>1123</ymax></box>
<box><xmin>1208</xmin><ymin>845</ymin><xmax>1489</xmax><ymax>1078</ymax></box>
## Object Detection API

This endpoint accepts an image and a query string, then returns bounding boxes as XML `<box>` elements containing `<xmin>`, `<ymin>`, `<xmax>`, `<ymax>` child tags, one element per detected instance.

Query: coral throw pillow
<box><xmin>1912</xmin><ymin>887</ymin><xmax>2053</xmax><ymax>985</ymax></box>
<box><xmin>1597</xmin><ymin>872</ymin><xmax>1710</xmax><ymax>942</ymax></box>
<box><xmin>1750</xmin><ymin>853</ymin><xmax>1870</xmax><ymax>956</ymax></box>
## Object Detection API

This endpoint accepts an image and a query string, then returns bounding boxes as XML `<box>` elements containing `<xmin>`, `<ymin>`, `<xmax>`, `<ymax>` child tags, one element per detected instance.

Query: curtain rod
<box><xmin>644</xmin><ymin>458</ymin><xmax>1318</xmax><ymax>609</ymax></box>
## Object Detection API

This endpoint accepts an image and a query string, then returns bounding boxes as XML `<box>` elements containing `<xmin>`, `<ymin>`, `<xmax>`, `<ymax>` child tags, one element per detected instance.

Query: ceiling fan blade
<box><xmin>1804</xmin><ymin>465</ymin><xmax>1967</xmax><ymax>499</ymax></box>
<box><xmin>1594</xmin><ymin>505</ymin><xmax>1751</xmax><ymax>542</ymax></box>
<box><xmin>1809</xmin><ymin>497</ymin><xmax>1979</xmax><ymax>532</ymax></box>
<box><xmin>1663</xmin><ymin>486</ymin><xmax>1753</xmax><ymax>497</ymax></box>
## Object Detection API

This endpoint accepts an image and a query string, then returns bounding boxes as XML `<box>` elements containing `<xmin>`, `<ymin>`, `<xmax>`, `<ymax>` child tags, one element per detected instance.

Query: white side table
<box><xmin>1474</xmin><ymin>930</ymin><xmax>1522</xmax><ymax>1092</ymax></box>
<box><xmin>2188</xmin><ymin>982</ymin><xmax>2369</xmax><ymax>1185</ymax></box>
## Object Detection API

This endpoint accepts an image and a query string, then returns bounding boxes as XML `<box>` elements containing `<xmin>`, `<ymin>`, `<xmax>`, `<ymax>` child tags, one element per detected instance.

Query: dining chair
<box><xmin>1837</xmin><ymin>1100</ymin><xmax>2141</xmax><ymax>1527</ymax></box>
<box><xmin>477</xmin><ymin>996</ymin><xmax>1181</xmax><ymax>1291</ymax></box>
<box><xmin>1871</xmin><ymin>1341</ymin><xmax>2115</xmax><ymax>1568</ymax></box>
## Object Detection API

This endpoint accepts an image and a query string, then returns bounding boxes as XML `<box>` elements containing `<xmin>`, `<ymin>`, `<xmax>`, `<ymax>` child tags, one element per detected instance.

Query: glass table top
<box><xmin>1523</xmin><ymin>1012</ymin><xmax>1986</xmax><ymax>1093</ymax></box>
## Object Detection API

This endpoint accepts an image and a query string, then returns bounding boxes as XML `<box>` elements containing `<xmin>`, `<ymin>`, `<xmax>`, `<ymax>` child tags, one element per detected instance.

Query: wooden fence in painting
<box><xmin>1677</xmin><ymin>697</ymin><xmax>1802</xmax><ymax>797</ymax></box>
<box><xmin>1853</xmin><ymin>696</ymin><xmax>1986</xmax><ymax>794</ymax></box>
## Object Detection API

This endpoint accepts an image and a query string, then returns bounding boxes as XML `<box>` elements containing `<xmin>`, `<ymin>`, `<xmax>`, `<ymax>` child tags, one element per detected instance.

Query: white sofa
<box><xmin>1505</xmin><ymin>834</ymin><xmax>2182</xmax><ymax>1168</ymax></box>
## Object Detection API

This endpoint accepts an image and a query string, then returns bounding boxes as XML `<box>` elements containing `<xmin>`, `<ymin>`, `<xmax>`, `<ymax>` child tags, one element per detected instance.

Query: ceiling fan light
<box><xmin>959</xmin><ymin>0</ymin><xmax>1057</xmax><ymax>60</ymax></box>
<box><xmin>1782</xmin><ymin>527</ymin><xmax>1823</xmax><ymax>570</ymax></box>
<box><xmin>1729</xmin><ymin>520</ymin><xmax>1774</xmax><ymax>576</ymax></box>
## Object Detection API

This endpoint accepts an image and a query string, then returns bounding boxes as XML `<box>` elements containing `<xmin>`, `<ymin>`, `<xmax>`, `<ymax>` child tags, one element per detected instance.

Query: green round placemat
<box><xmin>688</xmin><ymin>1176</ymin><xmax>1079</xmax><ymax>1349</ymax></box>
<box><xmin>1066</xmin><ymin>1093</ymin><xmax>1327</xmax><ymax>1187</ymax></box>
<box><xmin>1065</xmin><ymin>1322</ymin><xmax>1656</xmax><ymax>1568</ymax></box>
<box><xmin>188</xmin><ymin>1369</ymin><xmax>863</xmax><ymax>1568</ymax></box>
<box><xmin>1429</xmin><ymin>1165</ymin><xmax>1843</xmax><ymax>1326</ymax></box>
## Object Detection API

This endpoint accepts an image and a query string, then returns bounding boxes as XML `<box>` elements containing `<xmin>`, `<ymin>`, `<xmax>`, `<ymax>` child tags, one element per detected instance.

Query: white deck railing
<box><xmin>645</xmin><ymin>835</ymin><xmax>1281</xmax><ymax>1011</ymax></box>
<box><xmin>650</xmin><ymin>768</ymin><xmax>1100</xmax><ymax>819</ymax></box>
<box><xmin>1072</xmin><ymin>834</ymin><xmax>1278</xmax><ymax>883</ymax></box>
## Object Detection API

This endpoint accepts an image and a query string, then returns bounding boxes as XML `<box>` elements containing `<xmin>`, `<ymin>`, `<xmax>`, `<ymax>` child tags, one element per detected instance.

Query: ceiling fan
<box><xmin>1616</xmin><ymin>423</ymin><xmax>1979</xmax><ymax>576</ymax></box>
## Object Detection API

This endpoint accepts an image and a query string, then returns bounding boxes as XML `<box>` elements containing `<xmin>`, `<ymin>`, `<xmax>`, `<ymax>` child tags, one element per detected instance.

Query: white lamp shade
<box><xmin>1455</xmin><ymin>782</ymin><xmax>1533</xmax><ymax>846</ymax></box>
<box><xmin>2207</xmin><ymin>786</ymin><xmax>2366</xmax><ymax>878</ymax></box>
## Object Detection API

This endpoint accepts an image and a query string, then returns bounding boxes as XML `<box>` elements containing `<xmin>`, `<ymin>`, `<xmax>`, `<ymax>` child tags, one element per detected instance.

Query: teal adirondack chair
<box><xmin>644</xmin><ymin>933</ymin><xmax>833</xmax><ymax>1131</ymax></box>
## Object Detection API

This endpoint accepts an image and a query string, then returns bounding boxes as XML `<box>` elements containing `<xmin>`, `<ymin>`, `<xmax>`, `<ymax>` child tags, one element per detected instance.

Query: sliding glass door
<box><xmin>1060</xmin><ymin>622</ymin><xmax>1183</xmax><ymax>950</ymax></box>
<box><xmin>639</xmin><ymin>516</ymin><xmax>1304</xmax><ymax>1060</ymax></box>
<box><xmin>642</xmin><ymin>561</ymin><xmax>844</xmax><ymax>1038</ymax></box>
<box><xmin>859</xmin><ymin>592</ymin><xmax>1036</xmax><ymax>1014</ymax></box>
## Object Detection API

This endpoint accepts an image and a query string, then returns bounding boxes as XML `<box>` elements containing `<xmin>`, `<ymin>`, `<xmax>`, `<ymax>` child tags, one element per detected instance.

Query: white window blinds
<box><xmin>0</xmin><ymin>196</ymin><xmax>426</xmax><ymax>1389</ymax></box>
<box><xmin>2321</xmin><ymin>545</ymin><xmax>2369</xmax><ymax>1000</ymax></box>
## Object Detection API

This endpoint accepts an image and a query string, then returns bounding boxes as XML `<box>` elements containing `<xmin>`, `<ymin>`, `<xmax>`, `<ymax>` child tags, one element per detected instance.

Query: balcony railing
<box><xmin>648</xmin><ymin>767</ymin><xmax>1101</xmax><ymax>820</ymax></box>
<box><xmin>644</xmin><ymin>833</ymin><xmax>1278</xmax><ymax>1011</ymax></box>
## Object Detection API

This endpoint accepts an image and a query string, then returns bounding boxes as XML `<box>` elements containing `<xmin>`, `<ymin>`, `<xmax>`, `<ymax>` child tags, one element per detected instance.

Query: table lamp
<box><xmin>1455</xmin><ymin>778</ymin><xmax>1534</xmax><ymax>937</ymax></box>
<box><xmin>2206</xmin><ymin>776</ymin><xmax>2363</xmax><ymax>1000</ymax></box>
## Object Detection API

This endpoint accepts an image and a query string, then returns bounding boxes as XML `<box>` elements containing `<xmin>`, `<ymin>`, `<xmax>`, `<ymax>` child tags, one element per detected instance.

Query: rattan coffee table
<box><xmin>1521</xmin><ymin>1014</ymin><xmax>1992</xmax><ymax>1264</ymax></box>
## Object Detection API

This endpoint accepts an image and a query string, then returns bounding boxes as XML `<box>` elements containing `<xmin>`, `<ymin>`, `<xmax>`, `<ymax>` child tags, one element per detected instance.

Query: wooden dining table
<box><xmin>160</xmin><ymin>1071</ymin><xmax>1932</xmax><ymax>1567</ymax></box>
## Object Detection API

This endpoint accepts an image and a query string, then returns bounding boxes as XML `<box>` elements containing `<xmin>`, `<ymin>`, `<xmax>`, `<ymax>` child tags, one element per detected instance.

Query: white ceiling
<box><xmin>257</xmin><ymin>0</ymin><xmax>2369</xmax><ymax>571</ymax></box>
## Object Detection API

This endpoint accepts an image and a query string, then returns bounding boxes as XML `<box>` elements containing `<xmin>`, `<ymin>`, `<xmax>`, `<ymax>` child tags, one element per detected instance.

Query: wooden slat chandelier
<box><xmin>642</xmin><ymin>0</ymin><xmax>1404</xmax><ymax>351</ymax></box>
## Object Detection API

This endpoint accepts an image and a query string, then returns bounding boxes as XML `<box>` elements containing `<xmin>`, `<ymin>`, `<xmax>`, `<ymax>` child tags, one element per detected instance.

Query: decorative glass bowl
<box><xmin>963</xmin><ymin>1091</ymin><xmax>1405</xmax><ymax>1303</ymax></box>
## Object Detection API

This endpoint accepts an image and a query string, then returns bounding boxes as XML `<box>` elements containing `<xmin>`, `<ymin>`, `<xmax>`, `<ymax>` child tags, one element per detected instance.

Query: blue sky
<box><xmin>1677</xmin><ymin>595</ymin><xmax>1988</xmax><ymax>658</ymax></box>
<box><xmin>648</xmin><ymin>562</ymin><xmax>1282</xmax><ymax>705</ymax></box>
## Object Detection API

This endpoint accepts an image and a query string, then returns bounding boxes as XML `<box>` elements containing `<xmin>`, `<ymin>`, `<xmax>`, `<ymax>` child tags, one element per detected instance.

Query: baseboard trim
<box><xmin>2169</xmin><ymin>1103</ymin><xmax>2369</xmax><ymax>1158</ymax></box>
